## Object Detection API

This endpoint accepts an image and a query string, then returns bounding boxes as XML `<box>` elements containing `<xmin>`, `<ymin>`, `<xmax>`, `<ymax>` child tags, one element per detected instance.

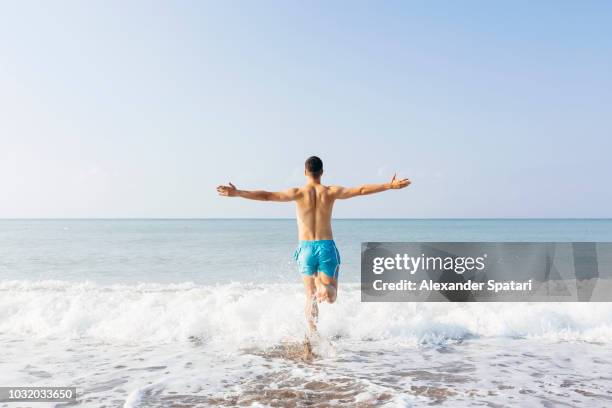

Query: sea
<box><xmin>1</xmin><ymin>219</ymin><xmax>611</xmax><ymax>407</ymax></box>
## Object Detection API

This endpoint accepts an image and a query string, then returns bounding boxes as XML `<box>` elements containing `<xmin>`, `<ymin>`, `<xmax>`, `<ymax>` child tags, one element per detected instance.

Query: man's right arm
<box><xmin>217</xmin><ymin>182</ymin><xmax>300</xmax><ymax>202</ymax></box>
<box><xmin>331</xmin><ymin>174</ymin><xmax>411</xmax><ymax>200</ymax></box>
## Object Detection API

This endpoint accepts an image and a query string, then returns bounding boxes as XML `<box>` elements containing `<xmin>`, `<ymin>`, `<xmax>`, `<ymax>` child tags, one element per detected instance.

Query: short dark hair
<box><xmin>305</xmin><ymin>156</ymin><xmax>323</xmax><ymax>178</ymax></box>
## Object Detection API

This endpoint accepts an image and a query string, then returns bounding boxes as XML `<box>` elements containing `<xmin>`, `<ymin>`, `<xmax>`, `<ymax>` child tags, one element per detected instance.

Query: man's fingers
<box><xmin>390</xmin><ymin>178</ymin><xmax>411</xmax><ymax>189</ymax></box>
<box><xmin>391</xmin><ymin>173</ymin><xmax>396</xmax><ymax>183</ymax></box>
<box><xmin>217</xmin><ymin>185</ymin><xmax>231</xmax><ymax>196</ymax></box>
<box><xmin>229</xmin><ymin>182</ymin><xmax>235</xmax><ymax>189</ymax></box>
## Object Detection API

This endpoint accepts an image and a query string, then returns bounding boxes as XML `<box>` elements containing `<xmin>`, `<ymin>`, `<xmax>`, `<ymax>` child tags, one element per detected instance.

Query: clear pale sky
<box><xmin>1</xmin><ymin>1</ymin><xmax>611</xmax><ymax>218</ymax></box>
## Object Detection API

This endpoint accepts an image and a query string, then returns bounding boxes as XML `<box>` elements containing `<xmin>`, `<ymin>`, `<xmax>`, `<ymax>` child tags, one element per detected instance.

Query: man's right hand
<box><xmin>389</xmin><ymin>174</ymin><xmax>411</xmax><ymax>189</ymax></box>
<box><xmin>217</xmin><ymin>182</ymin><xmax>238</xmax><ymax>197</ymax></box>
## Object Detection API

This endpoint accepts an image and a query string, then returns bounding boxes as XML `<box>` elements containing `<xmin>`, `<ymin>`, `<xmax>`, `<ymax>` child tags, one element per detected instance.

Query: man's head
<box><xmin>305</xmin><ymin>156</ymin><xmax>323</xmax><ymax>179</ymax></box>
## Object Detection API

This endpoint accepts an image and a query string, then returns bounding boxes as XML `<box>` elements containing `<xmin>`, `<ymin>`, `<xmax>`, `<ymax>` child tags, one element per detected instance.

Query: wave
<box><xmin>1</xmin><ymin>279</ymin><xmax>611</xmax><ymax>347</ymax></box>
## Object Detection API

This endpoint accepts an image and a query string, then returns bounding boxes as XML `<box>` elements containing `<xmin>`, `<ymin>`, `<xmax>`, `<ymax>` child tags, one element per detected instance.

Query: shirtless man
<box><xmin>217</xmin><ymin>156</ymin><xmax>411</xmax><ymax>331</ymax></box>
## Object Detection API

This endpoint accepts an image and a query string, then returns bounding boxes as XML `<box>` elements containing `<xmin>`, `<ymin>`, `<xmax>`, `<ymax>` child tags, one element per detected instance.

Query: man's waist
<box><xmin>298</xmin><ymin>239</ymin><xmax>336</xmax><ymax>246</ymax></box>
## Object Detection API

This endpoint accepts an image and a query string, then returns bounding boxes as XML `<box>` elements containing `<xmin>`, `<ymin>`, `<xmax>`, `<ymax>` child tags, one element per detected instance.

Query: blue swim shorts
<box><xmin>293</xmin><ymin>240</ymin><xmax>341</xmax><ymax>279</ymax></box>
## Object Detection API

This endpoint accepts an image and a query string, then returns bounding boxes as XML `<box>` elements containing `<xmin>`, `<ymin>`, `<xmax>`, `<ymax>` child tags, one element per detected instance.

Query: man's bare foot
<box><xmin>315</xmin><ymin>278</ymin><xmax>338</xmax><ymax>303</ymax></box>
<box><xmin>314</xmin><ymin>278</ymin><xmax>329</xmax><ymax>303</ymax></box>
<box><xmin>326</xmin><ymin>284</ymin><xmax>337</xmax><ymax>303</ymax></box>
<box><xmin>317</xmin><ymin>285</ymin><xmax>329</xmax><ymax>303</ymax></box>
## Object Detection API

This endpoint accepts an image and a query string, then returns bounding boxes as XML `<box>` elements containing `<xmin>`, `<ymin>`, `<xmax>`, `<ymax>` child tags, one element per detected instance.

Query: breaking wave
<box><xmin>1</xmin><ymin>279</ymin><xmax>611</xmax><ymax>347</ymax></box>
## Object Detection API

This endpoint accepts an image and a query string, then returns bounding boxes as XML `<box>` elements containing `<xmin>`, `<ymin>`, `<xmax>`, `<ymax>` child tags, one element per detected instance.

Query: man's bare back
<box><xmin>217</xmin><ymin>156</ymin><xmax>410</xmax><ymax>332</ymax></box>
<box><xmin>295</xmin><ymin>183</ymin><xmax>335</xmax><ymax>241</ymax></box>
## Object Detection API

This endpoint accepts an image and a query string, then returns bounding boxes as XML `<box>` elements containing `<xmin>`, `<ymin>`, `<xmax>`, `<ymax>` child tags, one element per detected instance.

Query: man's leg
<box><xmin>315</xmin><ymin>273</ymin><xmax>337</xmax><ymax>304</ymax></box>
<box><xmin>302</xmin><ymin>275</ymin><xmax>318</xmax><ymax>332</ymax></box>
<box><xmin>315</xmin><ymin>242</ymin><xmax>340</xmax><ymax>303</ymax></box>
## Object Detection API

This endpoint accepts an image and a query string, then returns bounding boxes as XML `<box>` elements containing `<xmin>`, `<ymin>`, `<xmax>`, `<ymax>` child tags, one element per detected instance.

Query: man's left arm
<box><xmin>331</xmin><ymin>174</ymin><xmax>411</xmax><ymax>200</ymax></box>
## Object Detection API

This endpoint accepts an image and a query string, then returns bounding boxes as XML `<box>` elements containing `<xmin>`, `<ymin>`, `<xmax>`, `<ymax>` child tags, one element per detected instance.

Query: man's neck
<box><xmin>306</xmin><ymin>177</ymin><xmax>321</xmax><ymax>185</ymax></box>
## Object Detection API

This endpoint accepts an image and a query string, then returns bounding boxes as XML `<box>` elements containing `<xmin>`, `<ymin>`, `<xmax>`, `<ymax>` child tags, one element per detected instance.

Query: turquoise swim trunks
<box><xmin>293</xmin><ymin>240</ymin><xmax>341</xmax><ymax>279</ymax></box>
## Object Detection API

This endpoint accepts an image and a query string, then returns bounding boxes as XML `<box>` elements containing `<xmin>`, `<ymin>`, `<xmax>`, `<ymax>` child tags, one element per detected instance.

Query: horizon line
<box><xmin>0</xmin><ymin>217</ymin><xmax>611</xmax><ymax>221</ymax></box>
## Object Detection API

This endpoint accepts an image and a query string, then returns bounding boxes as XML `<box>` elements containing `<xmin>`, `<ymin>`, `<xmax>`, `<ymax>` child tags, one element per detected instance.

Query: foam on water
<box><xmin>2</xmin><ymin>279</ymin><xmax>612</xmax><ymax>407</ymax></box>
<box><xmin>3</xmin><ymin>220</ymin><xmax>612</xmax><ymax>406</ymax></box>
<box><xmin>2</xmin><ymin>279</ymin><xmax>612</xmax><ymax>347</ymax></box>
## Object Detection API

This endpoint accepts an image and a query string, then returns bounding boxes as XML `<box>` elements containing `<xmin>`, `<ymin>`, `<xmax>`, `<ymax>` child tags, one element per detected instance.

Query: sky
<box><xmin>1</xmin><ymin>1</ymin><xmax>611</xmax><ymax>218</ymax></box>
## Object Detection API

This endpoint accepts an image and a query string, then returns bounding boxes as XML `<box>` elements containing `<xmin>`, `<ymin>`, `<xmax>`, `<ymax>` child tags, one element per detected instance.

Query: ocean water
<box><xmin>1</xmin><ymin>219</ymin><xmax>612</xmax><ymax>407</ymax></box>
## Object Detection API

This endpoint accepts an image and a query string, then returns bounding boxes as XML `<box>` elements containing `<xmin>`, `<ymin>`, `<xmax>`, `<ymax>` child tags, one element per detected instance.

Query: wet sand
<box><xmin>121</xmin><ymin>338</ymin><xmax>612</xmax><ymax>407</ymax></box>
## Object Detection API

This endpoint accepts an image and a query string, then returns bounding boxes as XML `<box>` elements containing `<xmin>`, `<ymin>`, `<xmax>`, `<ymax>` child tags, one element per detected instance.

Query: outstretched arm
<box><xmin>332</xmin><ymin>174</ymin><xmax>411</xmax><ymax>200</ymax></box>
<box><xmin>217</xmin><ymin>182</ymin><xmax>300</xmax><ymax>202</ymax></box>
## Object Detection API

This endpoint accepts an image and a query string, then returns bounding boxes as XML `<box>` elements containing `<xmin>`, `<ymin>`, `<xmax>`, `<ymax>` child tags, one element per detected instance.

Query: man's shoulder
<box><xmin>322</xmin><ymin>185</ymin><xmax>346</xmax><ymax>198</ymax></box>
<box><xmin>325</xmin><ymin>185</ymin><xmax>344</xmax><ymax>192</ymax></box>
<box><xmin>288</xmin><ymin>186</ymin><xmax>303</xmax><ymax>197</ymax></box>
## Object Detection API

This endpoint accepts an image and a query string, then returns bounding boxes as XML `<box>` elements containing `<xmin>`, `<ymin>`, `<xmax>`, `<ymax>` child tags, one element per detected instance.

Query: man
<box><xmin>217</xmin><ymin>156</ymin><xmax>411</xmax><ymax>331</ymax></box>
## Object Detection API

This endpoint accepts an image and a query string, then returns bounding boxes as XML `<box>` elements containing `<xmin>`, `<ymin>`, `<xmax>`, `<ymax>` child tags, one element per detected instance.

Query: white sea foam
<box><xmin>2</xmin><ymin>279</ymin><xmax>612</xmax><ymax>407</ymax></box>
<box><xmin>3</xmin><ymin>220</ymin><xmax>612</xmax><ymax>406</ymax></box>
<box><xmin>1</xmin><ymin>279</ymin><xmax>611</xmax><ymax>347</ymax></box>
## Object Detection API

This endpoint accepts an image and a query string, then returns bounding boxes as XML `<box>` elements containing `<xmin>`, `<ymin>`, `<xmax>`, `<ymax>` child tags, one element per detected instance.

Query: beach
<box><xmin>1</xmin><ymin>219</ymin><xmax>612</xmax><ymax>407</ymax></box>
